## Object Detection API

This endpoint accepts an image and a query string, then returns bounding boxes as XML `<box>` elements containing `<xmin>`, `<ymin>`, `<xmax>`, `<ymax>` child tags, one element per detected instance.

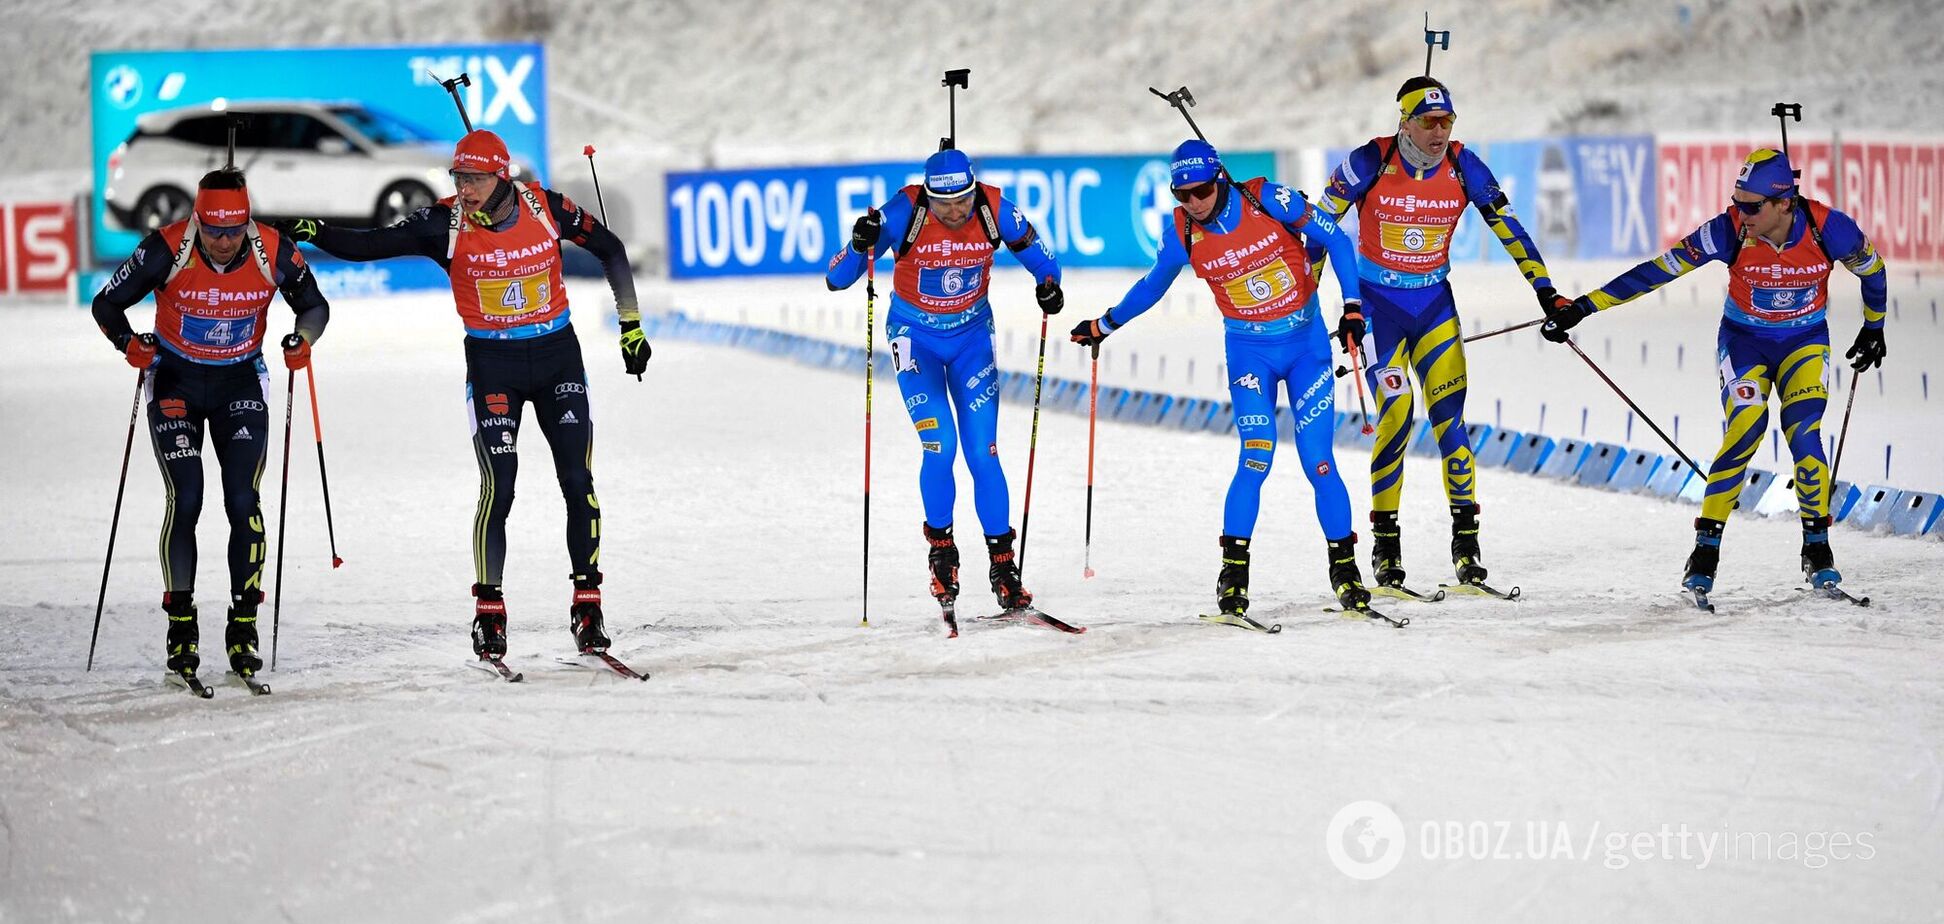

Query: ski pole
<box><xmin>1016</xmin><ymin>308</ymin><xmax>1050</xmax><ymax>575</ymax></box>
<box><xmin>1083</xmin><ymin>342</ymin><xmax>1100</xmax><ymax>579</ymax></box>
<box><xmin>861</xmin><ymin>215</ymin><xmax>877</xmax><ymax>628</ymax></box>
<box><xmin>1830</xmin><ymin>368</ymin><xmax>1860</xmax><ymax>481</ymax></box>
<box><xmin>87</xmin><ymin>368</ymin><xmax>147</xmax><ymax>671</ymax></box>
<box><xmin>304</xmin><ymin>366</ymin><xmax>344</xmax><ymax>568</ymax></box>
<box><xmin>581</xmin><ymin>144</ymin><xmax>641</xmax><ymax>384</ymax></box>
<box><xmin>1564</xmin><ymin>337</ymin><xmax>1700</xmax><ymax>473</ymax></box>
<box><xmin>1463</xmin><ymin>316</ymin><xmax>1546</xmax><ymax>344</ymax></box>
<box><xmin>270</xmin><ymin>368</ymin><xmax>296</xmax><ymax>671</ymax></box>
<box><xmin>1344</xmin><ymin>332</ymin><xmax>1375</xmax><ymax>435</ymax></box>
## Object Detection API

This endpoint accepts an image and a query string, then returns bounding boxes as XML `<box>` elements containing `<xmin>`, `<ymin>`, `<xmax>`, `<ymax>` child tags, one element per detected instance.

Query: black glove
<box><xmin>1035</xmin><ymin>278</ymin><xmax>1064</xmax><ymax>315</ymax></box>
<box><xmin>1536</xmin><ymin>285</ymin><xmax>1573</xmax><ymax>319</ymax></box>
<box><xmin>619</xmin><ymin>319</ymin><xmax>651</xmax><ymax>376</ymax></box>
<box><xmin>1845</xmin><ymin>326</ymin><xmax>1885</xmax><ymax>372</ymax></box>
<box><xmin>1541</xmin><ymin>296</ymin><xmax>1595</xmax><ymax>343</ymax></box>
<box><xmin>276</xmin><ymin>218</ymin><xmax>321</xmax><ymax>243</ymax></box>
<box><xmin>1334</xmin><ymin>299</ymin><xmax>1365</xmax><ymax>354</ymax></box>
<box><xmin>1070</xmin><ymin>316</ymin><xmax>1114</xmax><ymax>347</ymax></box>
<box><xmin>850</xmin><ymin>211</ymin><xmax>881</xmax><ymax>254</ymax></box>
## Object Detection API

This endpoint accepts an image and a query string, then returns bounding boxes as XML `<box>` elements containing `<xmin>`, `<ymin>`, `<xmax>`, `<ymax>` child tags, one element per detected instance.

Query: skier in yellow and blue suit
<box><xmin>1543</xmin><ymin>148</ymin><xmax>1887</xmax><ymax>595</ymax></box>
<box><xmin>1314</xmin><ymin>76</ymin><xmax>1572</xmax><ymax>592</ymax></box>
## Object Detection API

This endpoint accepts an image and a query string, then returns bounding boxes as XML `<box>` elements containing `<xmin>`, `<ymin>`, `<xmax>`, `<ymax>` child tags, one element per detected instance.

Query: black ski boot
<box><xmin>1800</xmin><ymin>515</ymin><xmax>1841</xmax><ymax>587</ymax></box>
<box><xmin>163</xmin><ymin>591</ymin><xmax>199</xmax><ymax>674</ymax></box>
<box><xmin>1217</xmin><ymin>535</ymin><xmax>1251</xmax><ymax>616</ymax></box>
<box><xmin>1683</xmin><ymin>517</ymin><xmax>1726</xmax><ymax>593</ymax></box>
<box><xmin>226</xmin><ymin>590</ymin><xmax>264</xmax><ymax>675</ymax></box>
<box><xmin>471</xmin><ymin>583</ymin><xmax>508</xmax><ymax>658</ymax></box>
<box><xmin>985</xmin><ymin>529</ymin><xmax>1033</xmax><ymax>611</ymax></box>
<box><xmin>569</xmin><ymin>572</ymin><xmax>611</xmax><ymax>653</ymax></box>
<box><xmin>1450</xmin><ymin>503</ymin><xmax>1488</xmax><ymax>584</ymax></box>
<box><xmin>1327</xmin><ymin>534</ymin><xmax>1373</xmax><ymax>611</ymax></box>
<box><xmin>924</xmin><ymin>523</ymin><xmax>960</xmax><ymax>607</ymax></box>
<box><xmin>1370</xmin><ymin>511</ymin><xmax>1405</xmax><ymax>587</ymax></box>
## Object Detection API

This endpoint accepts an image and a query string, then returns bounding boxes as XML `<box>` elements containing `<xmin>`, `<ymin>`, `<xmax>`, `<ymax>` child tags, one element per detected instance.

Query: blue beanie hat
<box><xmin>1736</xmin><ymin>149</ymin><xmax>1798</xmax><ymax>198</ymax></box>
<box><xmin>924</xmin><ymin>148</ymin><xmax>976</xmax><ymax>199</ymax></box>
<box><xmin>1170</xmin><ymin>139</ymin><xmax>1222</xmax><ymax>188</ymax></box>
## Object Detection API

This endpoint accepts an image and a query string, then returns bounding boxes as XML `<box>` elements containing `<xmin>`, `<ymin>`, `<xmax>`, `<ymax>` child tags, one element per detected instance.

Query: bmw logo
<box><xmin>104</xmin><ymin>65</ymin><xmax>142</xmax><ymax>109</ymax></box>
<box><xmin>1131</xmin><ymin>160</ymin><xmax>1175</xmax><ymax>258</ymax></box>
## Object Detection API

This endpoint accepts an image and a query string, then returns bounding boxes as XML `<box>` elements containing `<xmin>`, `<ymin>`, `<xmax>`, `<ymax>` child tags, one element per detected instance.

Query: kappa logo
<box><xmin>486</xmin><ymin>393</ymin><xmax>511</xmax><ymax>415</ymax></box>
<box><xmin>1234</xmin><ymin>373</ymin><xmax>1263</xmax><ymax>394</ymax></box>
<box><xmin>160</xmin><ymin>398</ymin><xmax>188</xmax><ymax>419</ymax></box>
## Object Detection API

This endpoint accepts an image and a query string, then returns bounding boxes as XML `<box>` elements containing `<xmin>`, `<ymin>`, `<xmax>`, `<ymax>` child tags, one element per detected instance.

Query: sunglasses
<box><xmin>1414</xmin><ymin>114</ymin><xmax>1456</xmax><ymax>130</ymax></box>
<box><xmin>1731</xmin><ymin>197</ymin><xmax>1776</xmax><ymax>215</ymax></box>
<box><xmin>201</xmin><ymin>223</ymin><xmax>248</xmax><ymax>239</ymax></box>
<box><xmin>1172</xmin><ymin>180</ymin><xmax>1219</xmax><ymax>203</ymax></box>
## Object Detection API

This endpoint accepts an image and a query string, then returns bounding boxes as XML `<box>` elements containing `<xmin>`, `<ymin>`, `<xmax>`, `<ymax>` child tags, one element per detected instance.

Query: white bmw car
<box><xmin>104</xmin><ymin>100</ymin><xmax>531</xmax><ymax>232</ymax></box>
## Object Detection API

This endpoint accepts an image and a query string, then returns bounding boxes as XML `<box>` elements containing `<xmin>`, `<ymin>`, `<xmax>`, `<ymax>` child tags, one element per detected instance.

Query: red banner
<box><xmin>1658</xmin><ymin>137</ymin><xmax>1944</xmax><ymax>265</ymax></box>
<box><xmin>1</xmin><ymin>201</ymin><xmax>77</xmax><ymax>294</ymax></box>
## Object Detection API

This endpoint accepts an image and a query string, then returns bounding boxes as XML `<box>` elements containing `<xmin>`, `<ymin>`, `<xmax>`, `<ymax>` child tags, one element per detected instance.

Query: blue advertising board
<box><xmin>664</xmin><ymin>151</ymin><xmax>1276</xmax><ymax>277</ymax></box>
<box><xmin>90</xmin><ymin>44</ymin><xmax>548</xmax><ymax>267</ymax></box>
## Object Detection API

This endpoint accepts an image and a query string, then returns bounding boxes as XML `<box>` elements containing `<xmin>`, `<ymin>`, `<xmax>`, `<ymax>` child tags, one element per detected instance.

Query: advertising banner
<box><xmin>90</xmin><ymin>44</ymin><xmax>548</xmax><ymax>269</ymax></box>
<box><xmin>663</xmin><ymin>151</ymin><xmax>1276</xmax><ymax>278</ymax></box>
<box><xmin>1</xmin><ymin>201</ymin><xmax>77</xmax><ymax>295</ymax></box>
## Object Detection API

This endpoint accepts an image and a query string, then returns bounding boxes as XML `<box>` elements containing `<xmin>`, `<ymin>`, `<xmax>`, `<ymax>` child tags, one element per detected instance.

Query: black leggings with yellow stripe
<box><xmin>462</xmin><ymin>327</ymin><xmax>602</xmax><ymax>587</ymax></box>
<box><xmin>145</xmin><ymin>353</ymin><xmax>270</xmax><ymax>599</ymax></box>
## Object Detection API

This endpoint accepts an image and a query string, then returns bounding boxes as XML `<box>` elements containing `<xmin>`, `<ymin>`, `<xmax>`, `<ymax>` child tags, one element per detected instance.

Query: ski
<box><xmin>229</xmin><ymin>670</ymin><xmax>273</xmax><ymax>696</ymax></box>
<box><xmin>1686</xmin><ymin>587</ymin><xmax>1716</xmax><ymax>613</ymax></box>
<box><xmin>467</xmin><ymin>656</ymin><xmax>524</xmax><ymax>683</ymax></box>
<box><xmin>1372</xmin><ymin>582</ymin><xmax>1446</xmax><ymax>603</ymax></box>
<box><xmin>1439</xmin><ymin>580</ymin><xmax>1522</xmax><ymax>601</ymax></box>
<box><xmin>1805</xmin><ymin>582</ymin><xmax>1871</xmax><ymax>607</ymax></box>
<box><xmin>556</xmin><ymin>651</ymin><xmax>650</xmax><ymax>681</ymax></box>
<box><xmin>977</xmin><ymin>606</ymin><xmax>1087</xmax><ymax>634</ymax></box>
<box><xmin>1324</xmin><ymin>605</ymin><xmax>1410</xmax><ymax>628</ymax></box>
<box><xmin>165</xmin><ymin>668</ymin><xmax>215</xmax><ymax>699</ymax></box>
<box><xmin>941</xmin><ymin>600</ymin><xmax>959</xmax><ymax>638</ymax></box>
<box><xmin>1197</xmin><ymin>612</ymin><xmax>1283</xmax><ymax>634</ymax></box>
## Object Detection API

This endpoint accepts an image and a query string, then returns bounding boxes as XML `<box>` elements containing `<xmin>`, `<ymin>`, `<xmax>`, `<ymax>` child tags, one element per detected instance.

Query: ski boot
<box><xmin>1450</xmin><ymin>503</ymin><xmax>1488</xmax><ymax>584</ymax></box>
<box><xmin>569</xmin><ymin>572</ymin><xmax>611</xmax><ymax>653</ymax></box>
<box><xmin>985</xmin><ymin>529</ymin><xmax>1033</xmax><ymax>611</ymax></box>
<box><xmin>925</xmin><ymin>523</ymin><xmax>960</xmax><ymax>608</ymax></box>
<box><xmin>1217</xmin><ymin>535</ymin><xmax>1251</xmax><ymax>616</ymax></box>
<box><xmin>471</xmin><ymin>583</ymin><xmax>508</xmax><ymax>658</ymax></box>
<box><xmin>1370</xmin><ymin>511</ymin><xmax>1405</xmax><ymax>587</ymax></box>
<box><xmin>1682</xmin><ymin>517</ymin><xmax>1726</xmax><ymax>593</ymax></box>
<box><xmin>163</xmin><ymin>591</ymin><xmax>199</xmax><ymax>674</ymax></box>
<box><xmin>226</xmin><ymin>590</ymin><xmax>264</xmax><ymax>675</ymax></box>
<box><xmin>1799</xmin><ymin>515</ymin><xmax>1841</xmax><ymax>587</ymax></box>
<box><xmin>1327</xmin><ymin>534</ymin><xmax>1373</xmax><ymax>612</ymax></box>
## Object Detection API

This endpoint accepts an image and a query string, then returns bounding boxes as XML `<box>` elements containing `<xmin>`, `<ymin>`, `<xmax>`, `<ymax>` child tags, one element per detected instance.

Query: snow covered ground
<box><xmin>2</xmin><ymin>283</ymin><xmax>1941</xmax><ymax>921</ymax></box>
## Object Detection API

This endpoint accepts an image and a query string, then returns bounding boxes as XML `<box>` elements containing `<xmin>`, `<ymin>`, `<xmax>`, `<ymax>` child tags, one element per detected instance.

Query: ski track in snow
<box><xmin>1</xmin><ymin>283</ymin><xmax>1941</xmax><ymax>922</ymax></box>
